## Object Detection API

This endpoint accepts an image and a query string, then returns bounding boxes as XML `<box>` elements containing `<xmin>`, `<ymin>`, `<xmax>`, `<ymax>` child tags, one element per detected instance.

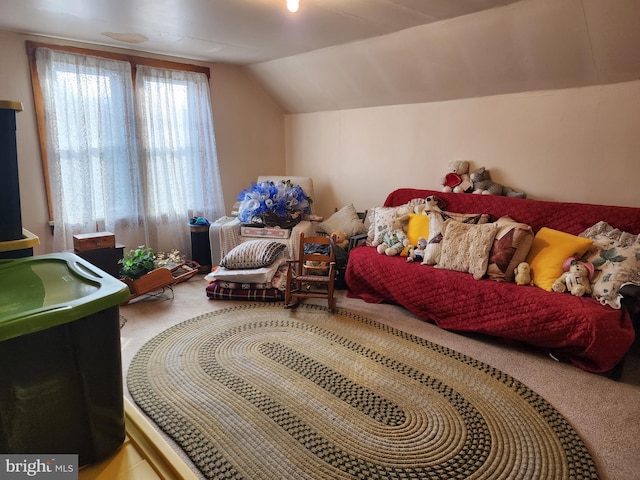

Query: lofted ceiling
<box><xmin>0</xmin><ymin>0</ymin><xmax>519</xmax><ymax>64</ymax></box>
<box><xmin>1</xmin><ymin>0</ymin><xmax>639</xmax><ymax>113</ymax></box>
<box><xmin>247</xmin><ymin>0</ymin><xmax>640</xmax><ymax>112</ymax></box>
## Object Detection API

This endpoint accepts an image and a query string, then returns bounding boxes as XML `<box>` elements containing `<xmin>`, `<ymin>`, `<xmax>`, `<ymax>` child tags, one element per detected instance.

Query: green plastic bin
<box><xmin>0</xmin><ymin>252</ymin><xmax>130</xmax><ymax>466</ymax></box>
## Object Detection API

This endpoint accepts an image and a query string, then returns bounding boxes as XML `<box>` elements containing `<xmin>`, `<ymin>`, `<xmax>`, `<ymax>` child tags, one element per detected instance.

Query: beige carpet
<box><xmin>119</xmin><ymin>277</ymin><xmax>640</xmax><ymax>480</ymax></box>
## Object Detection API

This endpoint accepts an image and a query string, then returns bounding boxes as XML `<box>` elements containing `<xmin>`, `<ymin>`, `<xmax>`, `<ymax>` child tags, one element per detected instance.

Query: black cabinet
<box><xmin>74</xmin><ymin>244</ymin><xmax>125</xmax><ymax>278</ymax></box>
<box><xmin>190</xmin><ymin>225</ymin><xmax>211</xmax><ymax>272</ymax></box>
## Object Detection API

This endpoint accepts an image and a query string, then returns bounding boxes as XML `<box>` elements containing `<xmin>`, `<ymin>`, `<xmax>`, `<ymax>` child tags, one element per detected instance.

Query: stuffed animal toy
<box><xmin>375</xmin><ymin>228</ymin><xmax>409</xmax><ymax>256</ymax></box>
<box><xmin>441</xmin><ymin>160</ymin><xmax>473</xmax><ymax>193</ymax></box>
<box><xmin>406</xmin><ymin>237</ymin><xmax>428</xmax><ymax>262</ymax></box>
<box><xmin>424</xmin><ymin>195</ymin><xmax>446</xmax><ymax>213</ymax></box>
<box><xmin>514</xmin><ymin>262</ymin><xmax>533</xmax><ymax>286</ymax></box>
<box><xmin>470</xmin><ymin>166</ymin><xmax>527</xmax><ymax>198</ymax></box>
<box><xmin>407</xmin><ymin>198</ymin><xmax>427</xmax><ymax>214</ymax></box>
<box><xmin>330</xmin><ymin>230</ymin><xmax>349</xmax><ymax>249</ymax></box>
<box><xmin>552</xmin><ymin>260</ymin><xmax>593</xmax><ymax>296</ymax></box>
<box><xmin>413</xmin><ymin>195</ymin><xmax>447</xmax><ymax>215</ymax></box>
<box><xmin>372</xmin><ymin>211</ymin><xmax>410</xmax><ymax>256</ymax></box>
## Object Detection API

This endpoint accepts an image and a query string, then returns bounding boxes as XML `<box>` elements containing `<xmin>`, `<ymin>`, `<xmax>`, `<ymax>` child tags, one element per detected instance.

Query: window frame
<box><xmin>25</xmin><ymin>40</ymin><xmax>211</xmax><ymax>223</ymax></box>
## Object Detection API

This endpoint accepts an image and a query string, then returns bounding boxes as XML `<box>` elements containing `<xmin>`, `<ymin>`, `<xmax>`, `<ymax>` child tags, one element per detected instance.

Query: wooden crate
<box><xmin>73</xmin><ymin>232</ymin><xmax>116</xmax><ymax>251</ymax></box>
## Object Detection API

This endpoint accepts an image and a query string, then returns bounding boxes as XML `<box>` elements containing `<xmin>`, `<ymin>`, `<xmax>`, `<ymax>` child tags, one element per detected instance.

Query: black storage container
<box><xmin>0</xmin><ymin>253</ymin><xmax>130</xmax><ymax>466</ymax></box>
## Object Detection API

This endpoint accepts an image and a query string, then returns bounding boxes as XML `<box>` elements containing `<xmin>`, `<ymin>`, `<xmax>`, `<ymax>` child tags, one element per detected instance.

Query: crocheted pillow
<box><xmin>422</xmin><ymin>211</ymin><xmax>489</xmax><ymax>266</ymax></box>
<box><xmin>435</xmin><ymin>220</ymin><xmax>498</xmax><ymax>280</ymax></box>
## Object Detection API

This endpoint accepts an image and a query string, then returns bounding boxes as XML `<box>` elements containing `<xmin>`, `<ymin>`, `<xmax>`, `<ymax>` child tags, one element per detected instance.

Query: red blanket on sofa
<box><xmin>346</xmin><ymin>189</ymin><xmax>639</xmax><ymax>373</ymax></box>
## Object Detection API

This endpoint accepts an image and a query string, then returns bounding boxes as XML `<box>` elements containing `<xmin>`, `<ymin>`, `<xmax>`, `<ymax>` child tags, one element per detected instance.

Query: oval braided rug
<box><xmin>127</xmin><ymin>303</ymin><xmax>598</xmax><ymax>480</ymax></box>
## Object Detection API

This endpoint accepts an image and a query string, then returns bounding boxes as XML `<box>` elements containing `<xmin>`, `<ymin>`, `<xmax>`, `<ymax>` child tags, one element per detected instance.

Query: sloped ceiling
<box><xmin>2</xmin><ymin>0</ymin><xmax>638</xmax><ymax>114</ymax></box>
<box><xmin>246</xmin><ymin>0</ymin><xmax>640</xmax><ymax>113</ymax></box>
<box><xmin>0</xmin><ymin>0</ymin><xmax>520</xmax><ymax>64</ymax></box>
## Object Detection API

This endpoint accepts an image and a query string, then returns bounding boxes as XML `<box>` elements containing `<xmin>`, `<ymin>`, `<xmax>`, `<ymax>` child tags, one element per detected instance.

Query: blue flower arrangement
<box><xmin>236</xmin><ymin>180</ymin><xmax>312</xmax><ymax>226</ymax></box>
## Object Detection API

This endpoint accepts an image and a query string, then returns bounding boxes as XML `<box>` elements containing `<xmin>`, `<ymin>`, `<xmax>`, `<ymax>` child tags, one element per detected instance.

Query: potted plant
<box><xmin>119</xmin><ymin>246</ymin><xmax>175</xmax><ymax>297</ymax></box>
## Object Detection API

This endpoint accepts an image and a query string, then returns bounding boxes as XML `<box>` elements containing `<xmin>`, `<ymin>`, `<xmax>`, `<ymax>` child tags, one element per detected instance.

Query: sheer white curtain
<box><xmin>35</xmin><ymin>48</ymin><xmax>147</xmax><ymax>252</ymax></box>
<box><xmin>35</xmin><ymin>48</ymin><xmax>225</xmax><ymax>257</ymax></box>
<box><xmin>135</xmin><ymin>66</ymin><xmax>225</xmax><ymax>254</ymax></box>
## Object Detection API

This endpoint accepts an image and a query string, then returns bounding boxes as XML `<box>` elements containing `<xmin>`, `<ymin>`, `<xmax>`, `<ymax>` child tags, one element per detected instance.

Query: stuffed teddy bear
<box><xmin>470</xmin><ymin>166</ymin><xmax>527</xmax><ymax>198</ymax></box>
<box><xmin>406</xmin><ymin>237</ymin><xmax>428</xmax><ymax>262</ymax></box>
<box><xmin>514</xmin><ymin>262</ymin><xmax>533</xmax><ymax>286</ymax></box>
<box><xmin>330</xmin><ymin>230</ymin><xmax>349</xmax><ymax>250</ymax></box>
<box><xmin>552</xmin><ymin>260</ymin><xmax>593</xmax><ymax>297</ymax></box>
<box><xmin>441</xmin><ymin>160</ymin><xmax>473</xmax><ymax>193</ymax></box>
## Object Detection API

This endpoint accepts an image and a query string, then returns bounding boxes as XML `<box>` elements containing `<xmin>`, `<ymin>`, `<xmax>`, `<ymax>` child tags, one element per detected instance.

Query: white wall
<box><xmin>286</xmin><ymin>81</ymin><xmax>640</xmax><ymax>218</ymax></box>
<box><xmin>0</xmin><ymin>31</ymin><xmax>285</xmax><ymax>254</ymax></box>
<box><xmin>3</xmin><ymin>28</ymin><xmax>639</xmax><ymax>256</ymax></box>
<box><xmin>209</xmin><ymin>63</ymin><xmax>286</xmax><ymax>213</ymax></box>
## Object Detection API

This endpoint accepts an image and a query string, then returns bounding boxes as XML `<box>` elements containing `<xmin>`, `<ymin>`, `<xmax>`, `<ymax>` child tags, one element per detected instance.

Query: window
<box><xmin>27</xmin><ymin>41</ymin><xmax>225</xmax><ymax>255</ymax></box>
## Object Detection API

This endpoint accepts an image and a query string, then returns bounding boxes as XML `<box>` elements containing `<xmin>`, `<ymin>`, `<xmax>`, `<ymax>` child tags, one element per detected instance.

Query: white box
<box><xmin>240</xmin><ymin>226</ymin><xmax>291</xmax><ymax>239</ymax></box>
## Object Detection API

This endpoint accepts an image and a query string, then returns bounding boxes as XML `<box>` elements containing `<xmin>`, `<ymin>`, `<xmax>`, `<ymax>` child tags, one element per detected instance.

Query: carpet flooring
<box><xmin>127</xmin><ymin>303</ymin><xmax>598</xmax><ymax>479</ymax></box>
<box><xmin>118</xmin><ymin>278</ymin><xmax>640</xmax><ymax>480</ymax></box>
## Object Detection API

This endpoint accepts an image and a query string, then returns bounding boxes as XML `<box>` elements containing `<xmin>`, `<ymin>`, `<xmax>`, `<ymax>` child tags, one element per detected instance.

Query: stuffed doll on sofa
<box><xmin>406</xmin><ymin>237</ymin><xmax>428</xmax><ymax>262</ymax></box>
<box><xmin>372</xmin><ymin>211</ymin><xmax>410</xmax><ymax>256</ymax></box>
<box><xmin>374</xmin><ymin>226</ymin><xmax>409</xmax><ymax>256</ymax></box>
<box><xmin>552</xmin><ymin>259</ymin><xmax>594</xmax><ymax>297</ymax></box>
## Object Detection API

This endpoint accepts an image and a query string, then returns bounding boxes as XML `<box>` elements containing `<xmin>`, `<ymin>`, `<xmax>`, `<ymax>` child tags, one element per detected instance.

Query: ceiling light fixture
<box><xmin>286</xmin><ymin>0</ymin><xmax>299</xmax><ymax>13</ymax></box>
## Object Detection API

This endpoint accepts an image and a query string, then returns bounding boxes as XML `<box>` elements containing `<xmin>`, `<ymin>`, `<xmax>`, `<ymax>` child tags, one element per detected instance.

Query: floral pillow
<box><xmin>581</xmin><ymin>221</ymin><xmax>640</xmax><ymax>246</ymax></box>
<box><xmin>422</xmin><ymin>211</ymin><xmax>490</xmax><ymax>266</ymax></box>
<box><xmin>366</xmin><ymin>199</ymin><xmax>428</xmax><ymax>245</ymax></box>
<box><xmin>367</xmin><ymin>207</ymin><xmax>397</xmax><ymax>244</ymax></box>
<box><xmin>435</xmin><ymin>220</ymin><xmax>498</xmax><ymax>280</ymax></box>
<box><xmin>580</xmin><ymin>221</ymin><xmax>640</xmax><ymax>309</ymax></box>
<box><xmin>366</xmin><ymin>205</ymin><xmax>411</xmax><ymax>245</ymax></box>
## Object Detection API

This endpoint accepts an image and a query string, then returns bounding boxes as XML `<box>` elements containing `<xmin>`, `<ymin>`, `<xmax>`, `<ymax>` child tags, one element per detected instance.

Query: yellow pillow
<box><xmin>406</xmin><ymin>213</ymin><xmax>430</xmax><ymax>246</ymax></box>
<box><xmin>525</xmin><ymin>227</ymin><xmax>593</xmax><ymax>291</ymax></box>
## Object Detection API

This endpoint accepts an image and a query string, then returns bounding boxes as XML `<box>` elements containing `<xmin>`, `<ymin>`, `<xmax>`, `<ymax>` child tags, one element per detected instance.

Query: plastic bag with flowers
<box><xmin>236</xmin><ymin>180</ymin><xmax>312</xmax><ymax>228</ymax></box>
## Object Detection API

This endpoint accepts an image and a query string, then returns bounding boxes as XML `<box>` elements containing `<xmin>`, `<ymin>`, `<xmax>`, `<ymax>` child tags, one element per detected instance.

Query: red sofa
<box><xmin>346</xmin><ymin>188</ymin><xmax>639</xmax><ymax>374</ymax></box>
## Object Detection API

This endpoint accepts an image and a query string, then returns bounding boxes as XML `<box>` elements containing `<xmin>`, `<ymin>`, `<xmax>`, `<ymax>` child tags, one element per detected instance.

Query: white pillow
<box><xmin>318</xmin><ymin>204</ymin><xmax>367</xmax><ymax>238</ymax></box>
<box><xmin>208</xmin><ymin>257</ymin><xmax>288</xmax><ymax>283</ymax></box>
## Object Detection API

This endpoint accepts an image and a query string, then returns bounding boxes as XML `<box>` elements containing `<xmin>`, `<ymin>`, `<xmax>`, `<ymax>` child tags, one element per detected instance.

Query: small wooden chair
<box><xmin>284</xmin><ymin>233</ymin><xmax>336</xmax><ymax>312</ymax></box>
